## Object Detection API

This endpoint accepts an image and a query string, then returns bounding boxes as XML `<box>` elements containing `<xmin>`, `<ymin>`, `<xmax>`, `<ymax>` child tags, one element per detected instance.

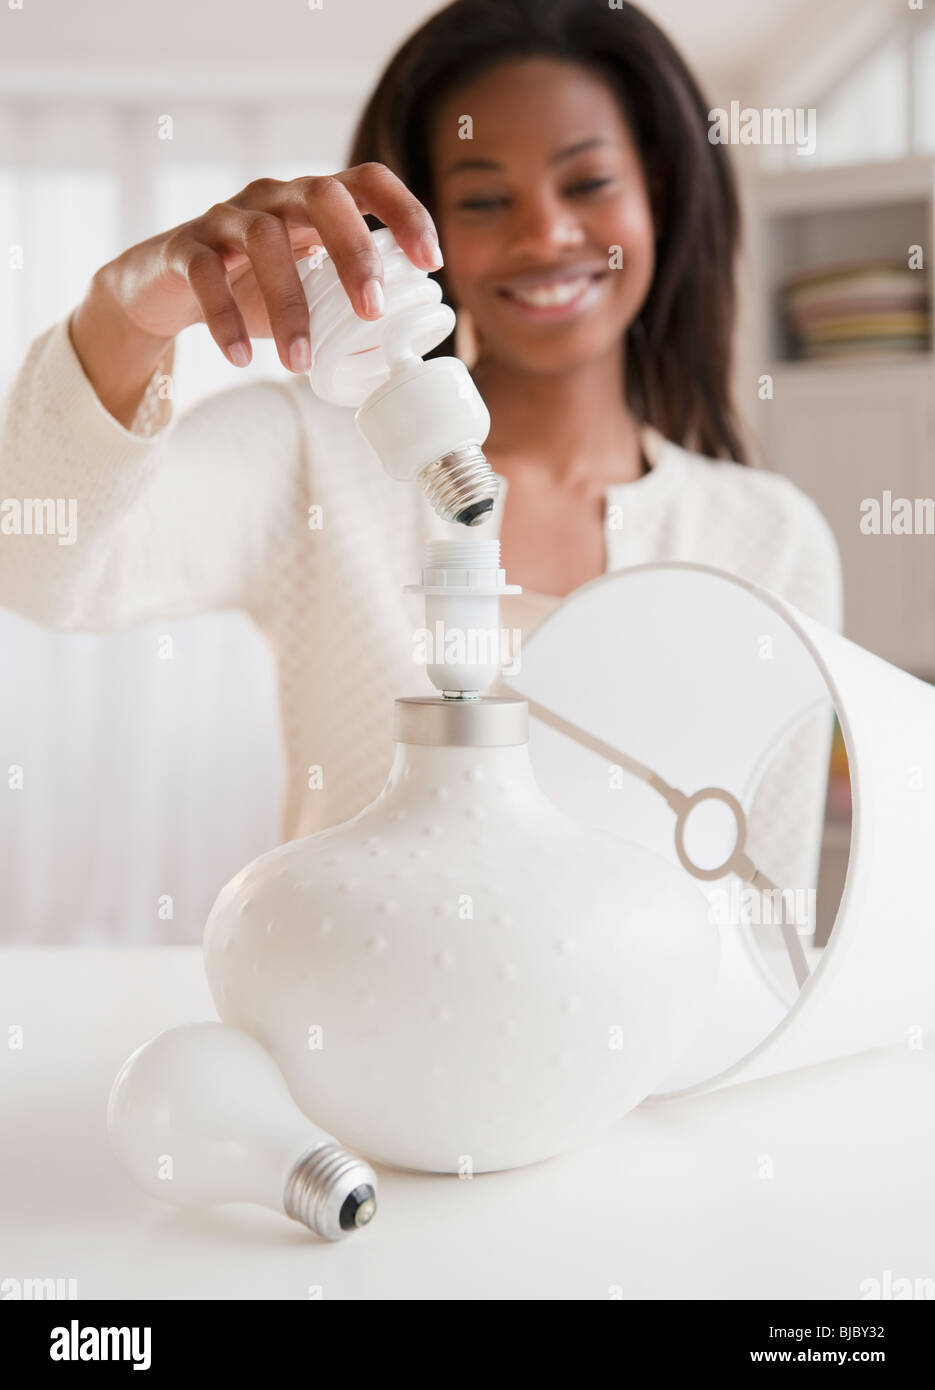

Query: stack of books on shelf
<box><xmin>781</xmin><ymin>261</ymin><xmax>930</xmax><ymax>360</ymax></box>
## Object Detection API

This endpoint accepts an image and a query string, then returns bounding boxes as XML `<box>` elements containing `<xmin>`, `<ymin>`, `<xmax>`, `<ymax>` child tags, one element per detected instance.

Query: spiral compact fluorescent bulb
<box><xmin>107</xmin><ymin>1022</ymin><xmax>377</xmax><ymax>1241</ymax></box>
<box><xmin>298</xmin><ymin>227</ymin><xmax>499</xmax><ymax>526</ymax></box>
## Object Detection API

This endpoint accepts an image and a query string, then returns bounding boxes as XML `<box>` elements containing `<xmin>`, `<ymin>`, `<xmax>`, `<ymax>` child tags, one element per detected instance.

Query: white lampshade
<box><xmin>500</xmin><ymin>562</ymin><xmax>935</xmax><ymax>1097</ymax></box>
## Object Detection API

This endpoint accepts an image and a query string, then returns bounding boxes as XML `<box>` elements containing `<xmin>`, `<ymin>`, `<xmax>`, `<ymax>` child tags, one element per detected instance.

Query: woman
<box><xmin>0</xmin><ymin>0</ymin><xmax>840</xmax><ymax>887</ymax></box>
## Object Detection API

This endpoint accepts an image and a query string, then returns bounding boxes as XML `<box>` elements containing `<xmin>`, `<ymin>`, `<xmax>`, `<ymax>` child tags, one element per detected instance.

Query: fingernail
<box><xmin>361</xmin><ymin>278</ymin><xmax>385</xmax><ymax>318</ymax></box>
<box><xmin>229</xmin><ymin>341</ymin><xmax>251</xmax><ymax>368</ymax></box>
<box><xmin>420</xmin><ymin>230</ymin><xmax>444</xmax><ymax>269</ymax></box>
<box><xmin>288</xmin><ymin>336</ymin><xmax>311</xmax><ymax>372</ymax></box>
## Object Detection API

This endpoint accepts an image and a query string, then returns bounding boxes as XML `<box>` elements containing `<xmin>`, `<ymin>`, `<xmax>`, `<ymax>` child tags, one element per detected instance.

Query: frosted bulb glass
<box><xmin>107</xmin><ymin>1022</ymin><xmax>377</xmax><ymax>1240</ymax></box>
<box><xmin>298</xmin><ymin>227</ymin><xmax>498</xmax><ymax>526</ymax></box>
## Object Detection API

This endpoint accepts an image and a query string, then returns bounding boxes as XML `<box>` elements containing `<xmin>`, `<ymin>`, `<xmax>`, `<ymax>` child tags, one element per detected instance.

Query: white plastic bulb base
<box><xmin>356</xmin><ymin>355</ymin><xmax>490</xmax><ymax>480</ymax></box>
<box><xmin>107</xmin><ymin>1022</ymin><xmax>377</xmax><ymax>1240</ymax></box>
<box><xmin>203</xmin><ymin>699</ymin><xmax>719</xmax><ymax>1174</ymax></box>
<box><xmin>298</xmin><ymin>226</ymin><xmax>498</xmax><ymax>526</ymax></box>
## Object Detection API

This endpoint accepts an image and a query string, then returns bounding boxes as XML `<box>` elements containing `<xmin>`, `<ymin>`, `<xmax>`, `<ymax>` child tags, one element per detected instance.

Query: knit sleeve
<box><xmin>0</xmin><ymin>316</ymin><xmax>304</xmax><ymax>632</ymax></box>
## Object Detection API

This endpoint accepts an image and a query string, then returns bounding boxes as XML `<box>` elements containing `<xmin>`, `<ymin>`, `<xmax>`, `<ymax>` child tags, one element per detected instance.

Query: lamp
<box><xmin>499</xmin><ymin>561</ymin><xmax>935</xmax><ymax>1097</ymax></box>
<box><xmin>111</xmin><ymin>548</ymin><xmax>935</xmax><ymax>1212</ymax></box>
<box><xmin>201</xmin><ymin>542</ymin><xmax>723</xmax><ymax>1174</ymax></box>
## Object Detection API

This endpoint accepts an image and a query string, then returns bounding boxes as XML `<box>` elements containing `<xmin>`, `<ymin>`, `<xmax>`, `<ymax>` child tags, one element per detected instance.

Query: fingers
<box><xmin>241</xmin><ymin>167</ymin><xmax>443</xmax><ymax>324</ymax></box>
<box><xmin>287</xmin><ymin>175</ymin><xmax>388</xmax><ymax>323</ymax></box>
<box><xmin>175</xmin><ymin>165</ymin><xmax>441</xmax><ymax>370</ymax></box>
<box><xmin>191</xmin><ymin>198</ymin><xmax>314</xmax><ymax>371</ymax></box>
<box><xmin>339</xmin><ymin>163</ymin><xmax>443</xmax><ymax>275</ymax></box>
<box><xmin>166</xmin><ymin>236</ymin><xmax>251</xmax><ymax>368</ymax></box>
<box><xmin>239</xmin><ymin>210</ymin><xmax>312</xmax><ymax>371</ymax></box>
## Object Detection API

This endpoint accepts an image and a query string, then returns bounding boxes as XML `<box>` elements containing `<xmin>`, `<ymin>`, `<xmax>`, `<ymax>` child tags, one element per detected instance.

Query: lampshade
<box><xmin>499</xmin><ymin>562</ymin><xmax>935</xmax><ymax>1098</ymax></box>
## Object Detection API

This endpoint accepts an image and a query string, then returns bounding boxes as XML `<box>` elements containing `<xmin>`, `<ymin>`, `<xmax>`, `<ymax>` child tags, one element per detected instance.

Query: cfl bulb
<box><xmin>107</xmin><ymin>1022</ymin><xmax>377</xmax><ymax>1241</ymax></box>
<box><xmin>299</xmin><ymin>227</ymin><xmax>499</xmax><ymax>526</ymax></box>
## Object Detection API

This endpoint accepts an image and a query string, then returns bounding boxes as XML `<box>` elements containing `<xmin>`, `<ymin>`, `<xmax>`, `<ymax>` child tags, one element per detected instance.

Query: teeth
<box><xmin>507</xmin><ymin>277</ymin><xmax>591</xmax><ymax>308</ymax></box>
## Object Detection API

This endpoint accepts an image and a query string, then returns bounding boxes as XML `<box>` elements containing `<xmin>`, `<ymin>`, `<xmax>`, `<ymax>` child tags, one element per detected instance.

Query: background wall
<box><xmin>0</xmin><ymin>0</ymin><xmax>913</xmax><ymax>943</ymax></box>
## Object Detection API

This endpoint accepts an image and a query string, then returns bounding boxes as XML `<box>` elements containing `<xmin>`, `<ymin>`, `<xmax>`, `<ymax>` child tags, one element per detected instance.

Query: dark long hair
<box><xmin>348</xmin><ymin>0</ymin><xmax>746</xmax><ymax>463</ymax></box>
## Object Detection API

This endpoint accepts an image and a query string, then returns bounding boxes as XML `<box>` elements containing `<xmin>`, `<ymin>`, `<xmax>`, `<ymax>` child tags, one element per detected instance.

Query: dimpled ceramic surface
<box><xmin>203</xmin><ymin>741</ymin><xmax>718</xmax><ymax>1173</ymax></box>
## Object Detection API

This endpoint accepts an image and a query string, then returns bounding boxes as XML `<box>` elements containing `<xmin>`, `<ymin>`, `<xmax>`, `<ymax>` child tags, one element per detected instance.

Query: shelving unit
<box><xmin>750</xmin><ymin>156</ymin><xmax>935</xmax><ymax>677</ymax></box>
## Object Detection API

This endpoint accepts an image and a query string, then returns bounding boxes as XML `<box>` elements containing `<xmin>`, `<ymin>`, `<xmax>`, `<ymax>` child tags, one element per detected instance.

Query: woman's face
<box><xmin>430</xmin><ymin>56</ymin><xmax>656</xmax><ymax>377</ymax></box>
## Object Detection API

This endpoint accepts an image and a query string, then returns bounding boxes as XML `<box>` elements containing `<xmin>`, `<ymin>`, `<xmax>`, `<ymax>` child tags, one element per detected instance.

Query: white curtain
<box><xmin>0</xmin><ymin>96</ymin><xmax>356</xmax><ymax>943</ymax></box>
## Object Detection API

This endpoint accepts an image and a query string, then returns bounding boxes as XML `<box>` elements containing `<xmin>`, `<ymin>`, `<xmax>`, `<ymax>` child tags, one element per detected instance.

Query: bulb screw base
<box><xmin>418</xmin><ymin>444</ymin><xmax>499</xmax><ymax>527</ymax></box>
<box><xmin>283</xmin><ymin>1142</ymin><xmax>378</xmax><ymax>1241</ymax></box>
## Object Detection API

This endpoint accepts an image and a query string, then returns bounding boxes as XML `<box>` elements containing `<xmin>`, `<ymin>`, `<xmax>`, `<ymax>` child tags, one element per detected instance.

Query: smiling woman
<box><xmin>0</xmin><ymin>0</ymin><xmax>842</xmax><ymax>944</ymax></box>
<box><xmin>349</xmin><ymin>0</ymin><xmax>744</xmax><ymax>467</ymax></box>
<box><xmin>434</xmin><ymin>71</ymin><xmax>654</xmax><ymax>374</ymax></box>
<box><xmin>426</xmin><ymin>56</ymin><xmax>662</xmax><ymax>595</ymax></box>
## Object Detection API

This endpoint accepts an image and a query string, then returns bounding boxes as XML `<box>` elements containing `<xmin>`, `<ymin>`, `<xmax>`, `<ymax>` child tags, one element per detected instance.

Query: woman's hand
<box><xmin>70</xmin><ymin>166</ymin><xmax>442</xmax><ymax>426</ymax></box>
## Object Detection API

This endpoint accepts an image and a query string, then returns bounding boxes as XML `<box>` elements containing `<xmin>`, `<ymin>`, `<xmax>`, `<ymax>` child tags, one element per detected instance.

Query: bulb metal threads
<box><xmin>418</xmin><ymin>444</ymin><xmax>499</xmax><ymax>527</ymax></box>
<box><xmin>283</xmin><ymin>1142</ymin><xmax>378</xmax><ymax>1240</ymax></box>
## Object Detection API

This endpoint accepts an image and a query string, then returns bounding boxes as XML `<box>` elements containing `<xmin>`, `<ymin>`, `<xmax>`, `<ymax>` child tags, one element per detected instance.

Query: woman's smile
<box><xmin>494</xmin><ymin>265</ymin><xmax>611</xmax><ymax>322</ymax></box>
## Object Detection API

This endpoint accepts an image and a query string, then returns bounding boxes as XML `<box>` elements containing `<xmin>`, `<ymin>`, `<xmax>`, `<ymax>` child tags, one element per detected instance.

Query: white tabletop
<box><xmin>2</xmin><ymin>947</ymin><xmax>932</xmax><ymax>1301</ymax></box>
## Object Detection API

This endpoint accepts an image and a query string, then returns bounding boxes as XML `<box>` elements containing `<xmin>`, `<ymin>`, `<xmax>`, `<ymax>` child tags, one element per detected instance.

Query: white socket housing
<box><xmin>405</xmin><ymin>539</ymin><xmax>521</xmax><ymax>695</ymax></box>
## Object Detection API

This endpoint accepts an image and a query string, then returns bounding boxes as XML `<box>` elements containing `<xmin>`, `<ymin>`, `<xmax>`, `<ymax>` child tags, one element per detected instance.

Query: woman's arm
<box><xmin>0</xmin><ymin>314</ymin><xmax>309</xmax><ymax>631</ymax></box>
<box><xmin>70</xmin><ymin>266</ymin><xmax>178</xmax><ymax>430</ymax></box>
<box><xmin>0</xmin><ymin>166</ymin><xmax>441</xmax><ymax>631</ymax></box>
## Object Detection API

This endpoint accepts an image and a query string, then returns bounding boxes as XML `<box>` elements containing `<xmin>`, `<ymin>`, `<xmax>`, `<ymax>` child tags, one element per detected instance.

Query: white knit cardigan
<box><xmin>0</xmin><ymin>317</ymin><xmax>843</xmax><ymax>865</ymax></box>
